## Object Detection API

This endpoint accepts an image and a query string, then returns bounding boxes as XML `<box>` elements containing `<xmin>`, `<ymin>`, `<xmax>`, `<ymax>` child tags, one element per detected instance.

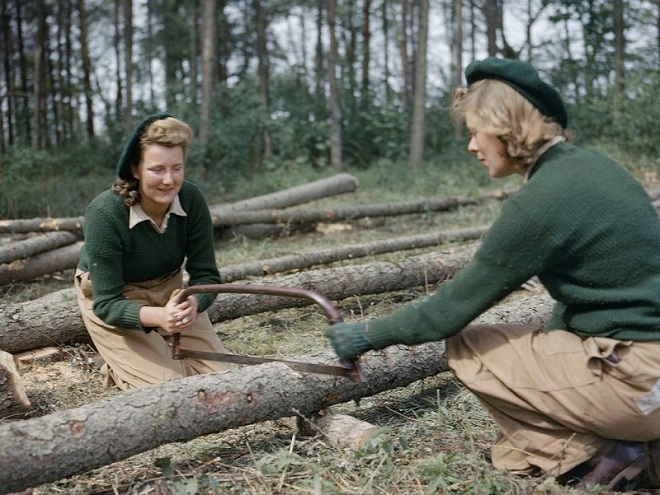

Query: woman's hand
<box><xmin>161</xmin><ymin>289</ymin><xmax>199</xmax><ymax>334</ymax></box>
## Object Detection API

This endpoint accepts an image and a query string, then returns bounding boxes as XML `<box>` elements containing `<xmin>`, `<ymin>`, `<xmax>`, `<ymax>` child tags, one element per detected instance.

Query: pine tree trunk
<box><xmin>408</xmin><ymin>0</ymin><xmax>428</xmax><ymax>167</ymax></box>
<box><xmin>0</xmin><ymin>242</ymin><xmax>82</xmax><ymax>286</ymax></box>
<box><xmin>0</xmin><ymin>290</ymin><xmax>553</xmax><ymax>493</ymax></box>
<box><xmin>0</xmin><ymin>245</ymin><xmax>478</xmax><ymax>354</ymax></box>
<box><xmin>327</xmin><ymin>0</ymin><xmax>343</xmax><ymax>169</ymax></box>
<box><xmin>0</xmin><ymin>231</ymin><xmax>79</xmax><ymax>264</ymax></box>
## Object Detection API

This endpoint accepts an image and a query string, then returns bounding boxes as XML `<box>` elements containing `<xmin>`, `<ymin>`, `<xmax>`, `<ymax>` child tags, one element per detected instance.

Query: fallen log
<box><xmin>0</xmin><ymin>241</ymin><xmax>83</xmax><ymax>286</ymax></box>
<box><xmin>0</xmin><ymin>231</ymin><xmax>80</xmax><ymax>265</ymax></box>
<box><xmin>0</xmin><ymin>244</ymin><xmax>479</xmax><ymax>354</ymax></box>
<box><xmin>0</xmin><ymin>174</ymin><xmax>358</xmax><ymax>236</ymax></box>
<box><xmin>0</xmin><ymin>349</ymin><xmax>31</xmax><ymax>419</ymax></box>
<box><xmin>0</xmin><ymin>222</ymin><xmax>486</xmax><ymax>286</ymax></box>
<box><xmin>211</xmin><ymin>195</ymin><xmax>477</xmax><ymax>227</ymax></box>
<box><xmin>220</xmin><ymin>226</ymin><xmax>488</xmax><ymax>282</ymax></box>
<box><xmin>0</xmin><ymin>344</ymin><xmax>447</xmax><ymax>493</ymax></box>
<box><xmin>0</xmin><ymin>216</ymin><xmax>85</xmax><ymax>234</ymax></box>
<box><xmin>209</xmin><ymin>172</ymin><xmax>359</xmax><ymax>214</ymax></box>
<box><xmin>0</xmin><ymin>290</ymin><xmax>552</xmax><ymax>494</ymax></box>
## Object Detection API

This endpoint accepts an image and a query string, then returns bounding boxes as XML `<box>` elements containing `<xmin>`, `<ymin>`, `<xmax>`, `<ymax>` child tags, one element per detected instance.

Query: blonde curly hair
<box><xmin>451</xmin><ymin>79</ymin><xmax>571</xmax><ymax>167</ymax></box>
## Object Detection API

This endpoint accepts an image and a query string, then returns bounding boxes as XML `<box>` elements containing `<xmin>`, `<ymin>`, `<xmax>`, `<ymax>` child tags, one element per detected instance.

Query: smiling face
<box><xmin>132</xmin><ymin>144</ymin><xmax>185</xmax><ymax>217</ymax></box>
<box><xmin>465</xmin><ymin>111</ymin><xmax>524</xmax><ymax>179</ymax></box>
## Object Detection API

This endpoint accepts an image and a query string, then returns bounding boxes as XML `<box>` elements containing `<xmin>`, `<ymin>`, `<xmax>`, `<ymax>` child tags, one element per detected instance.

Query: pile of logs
<box><xmin>0</xmin><ymin>174</ymin><xmax>657</xmax><ymax>494</ymax></box>
<box><xmin>0</xmin><ymin>173</ymin><xmax>491</xmax><ymax>286</ymax></box>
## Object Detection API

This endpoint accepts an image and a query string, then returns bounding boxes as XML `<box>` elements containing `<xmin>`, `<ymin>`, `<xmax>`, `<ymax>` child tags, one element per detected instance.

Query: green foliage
<box><xmin>568</xmin><ymin>71</ymin><xmax>660</xmax><ymax>156</ymax></box>
<box><xmin>0</xmin><ymin>139</ymin><xmax>116</xmax><ymax>218</ymax></box>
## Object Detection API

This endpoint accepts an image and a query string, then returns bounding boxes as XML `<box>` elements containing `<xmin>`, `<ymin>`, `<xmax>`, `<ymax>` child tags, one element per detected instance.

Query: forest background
<box><xmin>0</xmin><ymin>2</ymin><xmax>659</xmax><ymax>492</ymax></box>
<box><xmin>0</xmin><ymin>0</ymin><xmax>659</xmax><ymax>220</ymax></box>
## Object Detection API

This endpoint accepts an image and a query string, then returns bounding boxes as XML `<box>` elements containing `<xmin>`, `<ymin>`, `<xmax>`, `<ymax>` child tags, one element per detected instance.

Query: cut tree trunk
<box><xmin>0</xmin><ymin>244</ymin><xmax>479</xmax><ymax>354</ymax></box>
<box><xmin>220</xmin><ymin>226</ymin><xmax>488</xmax><ymax>282</ymax></box>
<box><xmin>0</xmin><ymin>349</ymin><xmax>31</xmax><ymax>419</ymax></box>
<box><xmin>0</xmin><ymin>216</ymin><xmax>85</xmax><ymax>234</ymax></box>
<box><xmin>0</xmin><ymin>343</ymin><xmax>447</xmax><ymax>493</ymax></box>
<box><xmin>0</xmin><ymin>241</ymin><xmax>83</xmax><ymax>286</ymax></box>
<box><xmin>209</xmin><ymin>172</ymin><xmax>359</xmax><ymax>214</ymax></box>
<box><xmin>0</xmin><ymin>174</ymin><xmax>359</xmax><ymax>236</ymax></box>
<box><xmin>0</xmin><ymin>290</ymin><xmax>552</xmax><ymax>494</ymax></box>
<box><xmin>211</xmin><ymin>195</ymin><xmax>476</xmax><ymax>227</ymax></box>
<box><xmin>0</xmin><ymin>231</ymin><xmax>80</xmax><ymax>264</ymax></box>
<box><xmin>310</xmin><ymin>412</ymin><xmax>381</xmax><ymax>449</ymax></box>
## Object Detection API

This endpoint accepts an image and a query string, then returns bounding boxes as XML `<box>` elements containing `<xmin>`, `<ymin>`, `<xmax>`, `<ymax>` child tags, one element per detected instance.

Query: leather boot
<box><xmin>576</xmin><ymin>441</ymin><xmax>650</xmax><ymax>491</ymax></box>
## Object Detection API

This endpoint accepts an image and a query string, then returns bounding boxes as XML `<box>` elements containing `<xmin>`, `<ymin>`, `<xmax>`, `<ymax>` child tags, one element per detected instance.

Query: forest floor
<box><xmin>3</xmin><ymin>179</ymin><xmax>660</xmax><ymax>495</ymax></box>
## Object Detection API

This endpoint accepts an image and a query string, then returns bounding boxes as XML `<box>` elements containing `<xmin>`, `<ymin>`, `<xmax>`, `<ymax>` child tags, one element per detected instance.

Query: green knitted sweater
<box><xmin>367</xmin><ymin>143</ymin><xmax>660</xmax><ymax>349</ymax></box>
<box><xmin>77</xmin><ymin>181</ymin><xmax>221</xmax><ymax>330</ymax></box>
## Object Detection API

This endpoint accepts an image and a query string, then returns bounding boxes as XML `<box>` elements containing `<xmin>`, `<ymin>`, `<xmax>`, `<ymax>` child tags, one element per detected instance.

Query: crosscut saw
<box><xmin>169</xmin><ymin>284</ymin><xmax>364</xmax><ymax>383</ymax></box>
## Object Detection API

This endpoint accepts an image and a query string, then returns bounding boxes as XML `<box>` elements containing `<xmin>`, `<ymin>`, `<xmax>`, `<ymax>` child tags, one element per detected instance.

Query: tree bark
<box><xmin>451</xmin><ymin>0</ymin><xmax>463</xmax><ymax>140</ymax></box>
<box><xmin>212</xmin><ymin>195</ymin><xmax>476</xmax><ymax>227</ymax></box>
<box><xmin>398</xmin><ymin>0</ymin><xmax>410</xmax><ymax>111</ymax></box>
<box><xmin>0</xmin><ymin>241</ymin><xmax>82</xmax><ymax>286</ymax></box>
<box><xmin>210</xmin><ymin>173</ymin><xmax>358</xmax><ymax>214</ymax></box>
<box><xmin>0</xmin><ymin>343</ymin><xmax>447</xmax><ymax>493</ymax></box>
<box><xmin>123</xmin><ymin>0</ymin><xmax>133</xmax><ymax>131</ymax></box>
<box><xmin>327</xmin><ymin>0</ymin><xmax>343</xmax><ymax>169</ymax></box>
<box><xmin>255</xmin><ymin>0</ymin><xmax>272</xmax><ymax>166</ymax></box>
<box><xmin>0</xmin><ymin>174</ymin><xmax>358</xmax><ymax>235</ymax></box>
<box><xmin>0</xmin><ymin>245</ymin><xmax>479</xmax><ymax>354</ymax></box>
<box><xmin>0</xmin><ymin>216</ymin><xmax>84</xmax><ymax>234</ymax></box>
<box><xmin>199</xmin><ymin>0</ymin><xmax>216</xmax><ymax>150</ymax></box>
<box><xmin>408</xmin><ymin>0</ymin><xmax>428</xmax><ymax>167</ymax></box>
<box><xmin>0</xmin><ymin>196</ymin><xmax>478</xmax><ymax>284</ymax></box>
<box><xmin>0</xmin><ymin>231</ymin><xmax>79</xmax><ymax>264</ymax></box>
<box><xmin>0</xmin><ymin>290</ymin><xmax>552</xmax><ymax>493</ymax></box>
<box><xmin>0</xmin><ymin>349</ymin><xmax>30</xmax><ymax>419</ymax></box>
<box><xmin>77</xmin><ymin>0</ymin><xmax>94</xmax><ymax>138</ymax></box>
<box><xmin>220</xmin><ymin>226</ymin><xmax>488</xmax><ymax>282</ymax></box>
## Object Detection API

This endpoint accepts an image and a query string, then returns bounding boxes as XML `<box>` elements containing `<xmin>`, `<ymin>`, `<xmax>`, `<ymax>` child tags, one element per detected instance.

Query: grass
<box><xmin>3</xmin><ymin>148</ymin><xmax>658</xmax><ymax>494</ymax></box>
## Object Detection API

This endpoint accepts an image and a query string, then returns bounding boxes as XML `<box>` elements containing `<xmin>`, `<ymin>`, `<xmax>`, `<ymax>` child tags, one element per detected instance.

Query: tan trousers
<box><xmin>446</xmin><ymin>324</ymin><xmax>660</xmax><ymax>477</ymax></box>
<box><xmin>75</xmin><ymin>268</ymin><xmax>232</xmax><ymax>390</ymax></box>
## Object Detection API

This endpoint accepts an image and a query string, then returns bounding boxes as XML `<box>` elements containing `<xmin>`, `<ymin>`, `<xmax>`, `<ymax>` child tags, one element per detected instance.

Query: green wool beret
<box><xmin>465</xmin><ymin>57</ymin><xmax>568</xmax><ymax>128</ymax></box>
<box><xmin>116</xmin><ymin>112</ymin><xmax>174</xmax><ymax>180</ymax></box>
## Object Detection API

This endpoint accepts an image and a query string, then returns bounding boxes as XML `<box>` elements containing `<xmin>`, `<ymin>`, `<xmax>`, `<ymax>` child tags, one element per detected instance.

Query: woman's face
<box><xmin>465</xmin><ymin>112</ymin><xmax>523</xmax><ymax>178</ymax></box>
<box><xmin>132</xmin><ymin>144</ymin><xmax>185</xmax><ymax>214</ymax></box>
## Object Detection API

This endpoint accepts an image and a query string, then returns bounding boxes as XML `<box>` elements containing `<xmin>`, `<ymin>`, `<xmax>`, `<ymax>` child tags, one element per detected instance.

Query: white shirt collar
<box><xmin>524</xmin><ymin>136</ymin><xmax>567</xmax><ymax>182</ymax></box>
<box><xmin>129</xmin><ymin>195</ymin><xmax>187</xmax><ymax>233</ymax></box>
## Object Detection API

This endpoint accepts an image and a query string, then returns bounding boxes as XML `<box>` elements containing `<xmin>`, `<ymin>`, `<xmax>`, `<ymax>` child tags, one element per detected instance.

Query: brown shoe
<box><xmin>576</xmin><ymin>441</ymin><xmax>650</xmax><ymax>491</ymax></box>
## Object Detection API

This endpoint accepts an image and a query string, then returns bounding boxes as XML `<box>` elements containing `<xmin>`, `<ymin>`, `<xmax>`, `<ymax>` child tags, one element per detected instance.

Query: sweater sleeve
<box><xmin>182</xmin><ymin>184</ymin><xmax>222</xmax><ymax>312</ymax></box>
<box><xmin>365</xmin><ymin>189</ymin><xmax>557</xmax><ymax>348</ymax></box>
<box><xmin>83</xmin><ymin>202</ymin><xmax>144</xmax><ymax>330</ymax></box>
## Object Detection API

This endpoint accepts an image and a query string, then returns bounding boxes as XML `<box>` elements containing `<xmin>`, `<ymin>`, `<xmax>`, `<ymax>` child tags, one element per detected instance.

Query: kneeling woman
<box><xmin>325</xmin><ymin>58</ymin><xmax>660</xmax><ymax>490</ymax></box>
<box><xmin>75</xmin><ymin>113</ymin><xmax>232</xmax><ymax>389</ymax></box>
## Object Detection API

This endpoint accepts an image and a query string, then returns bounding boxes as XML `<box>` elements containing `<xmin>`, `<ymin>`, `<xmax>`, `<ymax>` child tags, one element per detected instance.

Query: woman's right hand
<box><xmin>160</xmin><ymin>289</ymin><xmax>196</xmax><ymax>333</ymax></box>
<box><xmin>138</xmin><ymin>289</ymin><xmax>197</xmax><ymax>333</ymax></box>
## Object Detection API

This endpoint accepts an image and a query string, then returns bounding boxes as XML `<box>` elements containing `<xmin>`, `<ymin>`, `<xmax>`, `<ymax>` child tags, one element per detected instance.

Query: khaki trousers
<box><xmin>75</xmin><ymin>268</ymin><xmax>232</xmax><ymax>390</ymax></box>
<box><xmin>446</xmin><ymin>324</ymin><xmax>660</xmax><ymax>477</ymax></box>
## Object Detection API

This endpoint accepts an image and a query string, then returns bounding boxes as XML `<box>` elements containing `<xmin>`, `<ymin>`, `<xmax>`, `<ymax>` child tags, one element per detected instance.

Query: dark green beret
<box><xmin>465</xmin><ymin>57</ymin><xmax>568</xmax><ymax>128</ymax></box>
<box><xmin>116</xmin><ymin>112</ymin><xmax>174</xmax><ymax>180</ymax></box>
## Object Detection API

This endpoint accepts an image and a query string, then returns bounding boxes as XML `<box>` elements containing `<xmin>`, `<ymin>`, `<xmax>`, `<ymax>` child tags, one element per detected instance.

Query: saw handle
<box><xmin>170</xmin><ymin>283</ymin><xmax>364</xmax><ymax>382</ymax></box>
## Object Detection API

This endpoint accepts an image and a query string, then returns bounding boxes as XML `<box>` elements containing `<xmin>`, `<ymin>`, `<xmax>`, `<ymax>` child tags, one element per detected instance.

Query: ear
<box><xmin>131</xmin><ymin>164</ymin><xmax>140</xmax><ymax>181</ymax></box>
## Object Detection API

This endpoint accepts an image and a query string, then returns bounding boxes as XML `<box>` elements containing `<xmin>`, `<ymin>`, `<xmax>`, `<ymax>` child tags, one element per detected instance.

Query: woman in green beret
<box><xmin>75</xmin><ymin>113</ymin><xmax>232</xmax><ymax>390</ymax></box>
<box><xmin>325</xmin><ymin>57</ymin><xmax>660</xmax><ymax>491</ymax></box>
